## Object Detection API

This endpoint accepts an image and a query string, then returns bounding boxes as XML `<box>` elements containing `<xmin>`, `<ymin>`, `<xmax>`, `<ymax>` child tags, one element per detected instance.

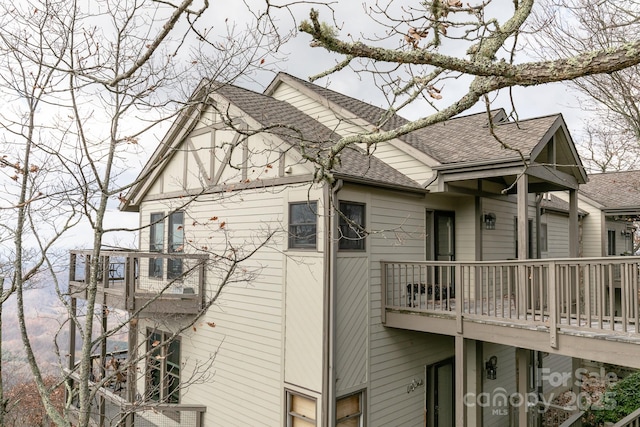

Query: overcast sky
<box><xmin>231</xmin><ymin>1</ymin><xmax>588</xmax><ymax>132</ymax></box>
<box><xmin>94</xmin><ymin>1</ymin><xmax>592</xmax><ymax>248</ymax></box>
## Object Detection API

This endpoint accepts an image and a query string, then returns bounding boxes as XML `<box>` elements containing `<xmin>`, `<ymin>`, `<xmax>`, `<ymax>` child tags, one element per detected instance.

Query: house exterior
<box><xmin>67</xmin><ymin>73</ymin><xmax>640</xmax><ymax>427</ymax></box>
<box><xmin>559</xmin><ymin>170</ymin><xmax>640</xmax><ymax>257</ymax></box>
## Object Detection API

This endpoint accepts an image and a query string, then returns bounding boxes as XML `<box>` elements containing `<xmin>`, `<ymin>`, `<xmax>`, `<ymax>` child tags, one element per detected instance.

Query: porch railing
<box><xmin>381</xmin><ymin>257</ymin><xmax>640</xmax><ymax>344</ymax></box>
<box><xmin>65</xmin><ymin>369</ymin><xmax>206</xmax><ymax>427</ymax></box>
<box><xmin>614</xmin><ymin>406</ymin><xmax>640</xmax><ymax>427</ymax></box>
<box><xmin>69</xmin><ymin>250</ymin><xmax>209</xmax><ymax>313</ymax></box>
<box><xmin>558</xmin><ymin>410</ymin><xmax>584</xmax><ymax>427</ymax></box>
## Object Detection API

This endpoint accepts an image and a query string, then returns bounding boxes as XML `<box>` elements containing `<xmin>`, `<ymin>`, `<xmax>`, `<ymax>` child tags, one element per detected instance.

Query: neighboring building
<box><xmin>566</xmin><ymin>170</ymin><xmax>640</xmax><ymax>257</ymax></box>
<box><xmin>67</xmin><ymin>73</ymin><xmax>640</xmax><ymax>426</ymax></box>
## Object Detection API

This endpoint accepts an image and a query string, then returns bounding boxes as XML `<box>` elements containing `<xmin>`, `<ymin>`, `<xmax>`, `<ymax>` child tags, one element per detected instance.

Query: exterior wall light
<box><xmin>483</xmin><ymin>213</ymin><xmax>496</xmax><ymax>230</ymax></box>
<box><xmin>485</xmin><ymin>355</ymin><xmax>498</xmax><ymax>380</ymax></box>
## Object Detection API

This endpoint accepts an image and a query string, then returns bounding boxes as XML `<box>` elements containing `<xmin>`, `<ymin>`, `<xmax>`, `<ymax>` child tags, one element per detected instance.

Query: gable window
<box><xmin>286</xmin><ymin>390</ymin><xmax>316</xmax><ymax>426</ymax></box>
<box><xmin>338</xmin><ymin>202</ymin><xmax>366</xmax><ymax>250</ymax></box>
<box><xmin>149</xmin><ymin>213</ymin><xmax>164</xmax><ymax>278</ymax></box>
<box><xmin>289</xmin><ymin>202</ymin><xmax>318</xmax><ymax>249</ymax></box>
<box><xmin>146</xmin><ymin>329</ymin><xmax>181</xmax><ymax>403</ymax></box>
<box><xmin>336</xmin><ymin>391</ymin><xmax>364</xmax><ymax>426</ymax></box>
<box><xmin>168</xmin><ymin>211</ymin><xmax>184</xmax><ymax>279</ymax></box>
<box><xmin>608</xmin><ymin>229</ymin><xmax>616</xmax><ymax>256</ymax></box>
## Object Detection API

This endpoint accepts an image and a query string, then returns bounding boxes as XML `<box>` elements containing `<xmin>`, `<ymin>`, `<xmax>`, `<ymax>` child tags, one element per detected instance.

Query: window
<box><xmin>608</xmin><ymin>229</ymin><xmax>616</xmax><ymax>256</ymax></box>
<box><xmin>146</xmin><ymin>329</ymin><xmax>180</xmax><ymax>403</ymax></box>
<box><xmin>338</xmin><ymin>202</ymin><xmax>366</xmax><ymax>250</ymax></box>
<box><xmin>149</xmin><ymin>213</ymin><xmax>164</xmax><ymax>278</ymax></box>
<box><xmin>540</xmin><ymin>223</ymin><xmax>548</xmax><ymax>252</ymax></box>
<box><xmin>168</xmin><ymin>211</ymin><xmax>184</xmax><ymax>279</ymax></box>
<box><xmin>286</xmin><ymin>390</ymin><xmax>316</xmax><ymax>426</ymax></box>
<box><xmin>289</xmin><ymin>202</ymin><xmax>318</xmax><ymax>249</ymax></box>
<box><xmin>336</xmin><ymin>392</ymin><xmax>364</xmax><ymax>426</ymax></box>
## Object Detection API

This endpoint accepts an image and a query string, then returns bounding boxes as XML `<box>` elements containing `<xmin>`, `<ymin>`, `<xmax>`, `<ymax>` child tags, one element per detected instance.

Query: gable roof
<box><xmin>266</xmin><ymin>73</ymin><xmax>584</xmax><ymax>173</ymax></box>
<box><xmin>122</xmin><ymin>81</ymin><xmax>424</xmax><ymax>211</ymax></box>
<box><xmin>411</xmin><ymin>114</ymin><xmax>561</xmax><ymax>164</ymax></box>
<box><xmin>580</xmin><ymin>170</ymin><xmax>640</xmax><ymax>214</ymax></box>
<box><xmin>213</xmin><ymin>83</ymin><xmax>422</xmax><ymax>190</ymax></box>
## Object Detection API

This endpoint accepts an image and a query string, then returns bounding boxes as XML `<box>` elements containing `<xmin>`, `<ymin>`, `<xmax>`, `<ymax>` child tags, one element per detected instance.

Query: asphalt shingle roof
<box><xmin>214</xmin><ymin>83</ymin><xmax>423</xmax><ymax>190</ymax></box>
<box><xmin>280</xmin><ymin>73</ymin><xmax>559</xmax><ymax>165</ymax></box>
<box><xmin>580</xmin><ymin>170</ymin><xmax>640</xmax><ymax>209</ymax></box>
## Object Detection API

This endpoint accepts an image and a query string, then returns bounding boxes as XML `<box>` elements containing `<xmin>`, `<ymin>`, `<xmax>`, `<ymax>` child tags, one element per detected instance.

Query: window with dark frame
<box><xmin>338</xmin><ymin>202</ymin><xmax>366</xmax><ymax>251</ymax></box>
<box><xmin>146</xmin><ymin>329</ymin><xmax>181</xmax><ymax>404</ymax></box>
<box><xmin>168</xmin><ymin>211</ymin><xmax>184</xmax><ymax>279</ymax></box>
<box><xmin>149</xmin><ymin>213</ymin><xmax>164</xmax><ymax>278</ymax></box>
<box><xmin>289</xmin><ymin>202</ymin><xmax>318</xmax><ymax>249</ymax></box>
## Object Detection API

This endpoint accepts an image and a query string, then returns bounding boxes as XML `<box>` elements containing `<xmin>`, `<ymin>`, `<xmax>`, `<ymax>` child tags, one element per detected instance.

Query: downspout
<box><xmin>322</xmin><ymin>179</ymin><xmax>342</xmax><ymax>427</ymax></box>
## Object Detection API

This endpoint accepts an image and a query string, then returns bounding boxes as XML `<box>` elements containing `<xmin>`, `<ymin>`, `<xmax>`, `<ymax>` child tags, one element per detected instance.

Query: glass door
<box><xmin>426</xmin><ymin>358</ymin><xmax>455</xmax><ymax>427</ymax></box>
<box><xmin>434</xmin><ymin>211</ymin><xmax>455</xmax><ymax>297</ymax></box>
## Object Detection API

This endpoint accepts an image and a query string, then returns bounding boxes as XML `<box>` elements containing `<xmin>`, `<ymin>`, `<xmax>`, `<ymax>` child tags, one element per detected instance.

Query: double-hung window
<box><xmin>289</xmin><ymin>202</ymin><xmax>318</xmax><ymax>249</ymax></box>
<box><xmin>286</xmin><ymin>390</ymin><xmax>316</xmax><ymax>426</ymax></box>
<box><xmin>146</xmin><ymin>329</ymin><xmax>181</xmax><ymax>403</ymax></box>
<box><xmin>338</xmin><ymin>202</ymin><xmax>366</xmax><ymax>250</ymax></box>
<box><xmin>336</xmin><ymin>392</ymin><xmax>364</xmax><ymax>426</ymax></box>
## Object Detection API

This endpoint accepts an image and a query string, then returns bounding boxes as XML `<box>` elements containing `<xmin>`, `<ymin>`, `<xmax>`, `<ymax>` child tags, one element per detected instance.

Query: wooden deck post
<box><xmin>380</xmin><ymin>262</ymin><xmax>387</xmax><ymax>324</ymax></box>
<box><xmin>517</xmin><ymin>174</ymin><xmax>529</xmax><ymax>316</ymax></box>
<box><xmin>516</xmin><ymin>348</ymin><xmax>529</xmax><ymax>427</ymax></box>
<box><xmin>548</xmin><ymin>262</ymin><xmax>558</xmax><ymax>349</ymax></box>
<box><xmin>455</xmin><ymin>335</ymin><xmax>466</xmax><ymax>427</ymax></box>
<box><xmin>569</xmin><ymin>189</ymin><xmax>579</xmax><ymax>258</ymax></box>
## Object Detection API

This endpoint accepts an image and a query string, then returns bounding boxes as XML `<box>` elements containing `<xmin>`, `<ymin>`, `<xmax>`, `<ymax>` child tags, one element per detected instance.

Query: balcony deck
<box><xmin>65</xmin><ymin>368</ymin><xmax>206</xmax><ymax>427</ymax></box>
<box><xmin>68</xmin><ymin>250</ymin><xmax>208</xmax><ymax>315</ymax></box>
<box><xmin>382</xmin><ymin>257</ymin><xmax>640</xmax><ymax>368</ymax></box>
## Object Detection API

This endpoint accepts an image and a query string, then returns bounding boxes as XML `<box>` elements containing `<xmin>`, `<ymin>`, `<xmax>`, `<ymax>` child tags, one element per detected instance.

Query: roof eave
<box><xmin>333</xmin><ymin>172</ymin><xmax>427</xmax><ymax>194</ymax></box>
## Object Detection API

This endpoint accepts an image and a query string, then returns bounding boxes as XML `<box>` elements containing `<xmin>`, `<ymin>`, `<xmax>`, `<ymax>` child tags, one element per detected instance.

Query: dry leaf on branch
<box><xmin>427</xmin><ymin>85</ymin><xmax>443</xmax><ymax>100</ymax></box>
<box><xmin>405</xmin><ymin>27</ymin><xmax>428</xmax><ymax>49</ymax></box>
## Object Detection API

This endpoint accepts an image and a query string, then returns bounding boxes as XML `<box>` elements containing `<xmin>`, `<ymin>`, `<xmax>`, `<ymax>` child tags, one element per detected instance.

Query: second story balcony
<box><xmin>68</xmin><ymin>250</ymin><xmax>209</xmax><ymax>315</ymax></box>
<box><xmin>381</xmin><ymin>257</ymin><xmax>640</xmax><ymax>368</ymax></box>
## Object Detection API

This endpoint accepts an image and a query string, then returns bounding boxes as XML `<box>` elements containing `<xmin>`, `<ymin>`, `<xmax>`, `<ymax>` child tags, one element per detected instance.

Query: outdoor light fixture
<box><xmin>485</xmin><ymin>356</ymin><xmax>498</xmax><ymax>380</ymax></box>
<box><xmin>483</xmin><ymin>213</ymin><xmax>496</xmax><ymax>230</ymax></box>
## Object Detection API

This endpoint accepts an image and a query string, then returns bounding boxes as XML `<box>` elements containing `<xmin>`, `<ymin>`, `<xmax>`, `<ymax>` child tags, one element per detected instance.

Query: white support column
<box><xmin>569</xmin><ymin>189</ymin><xmax>579</xmax><ymax>258</ymax></box>
<box><xmin>455</xmin><ymin>335</ymin><xmax>467</xmax><ymax>427</ymax></box>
